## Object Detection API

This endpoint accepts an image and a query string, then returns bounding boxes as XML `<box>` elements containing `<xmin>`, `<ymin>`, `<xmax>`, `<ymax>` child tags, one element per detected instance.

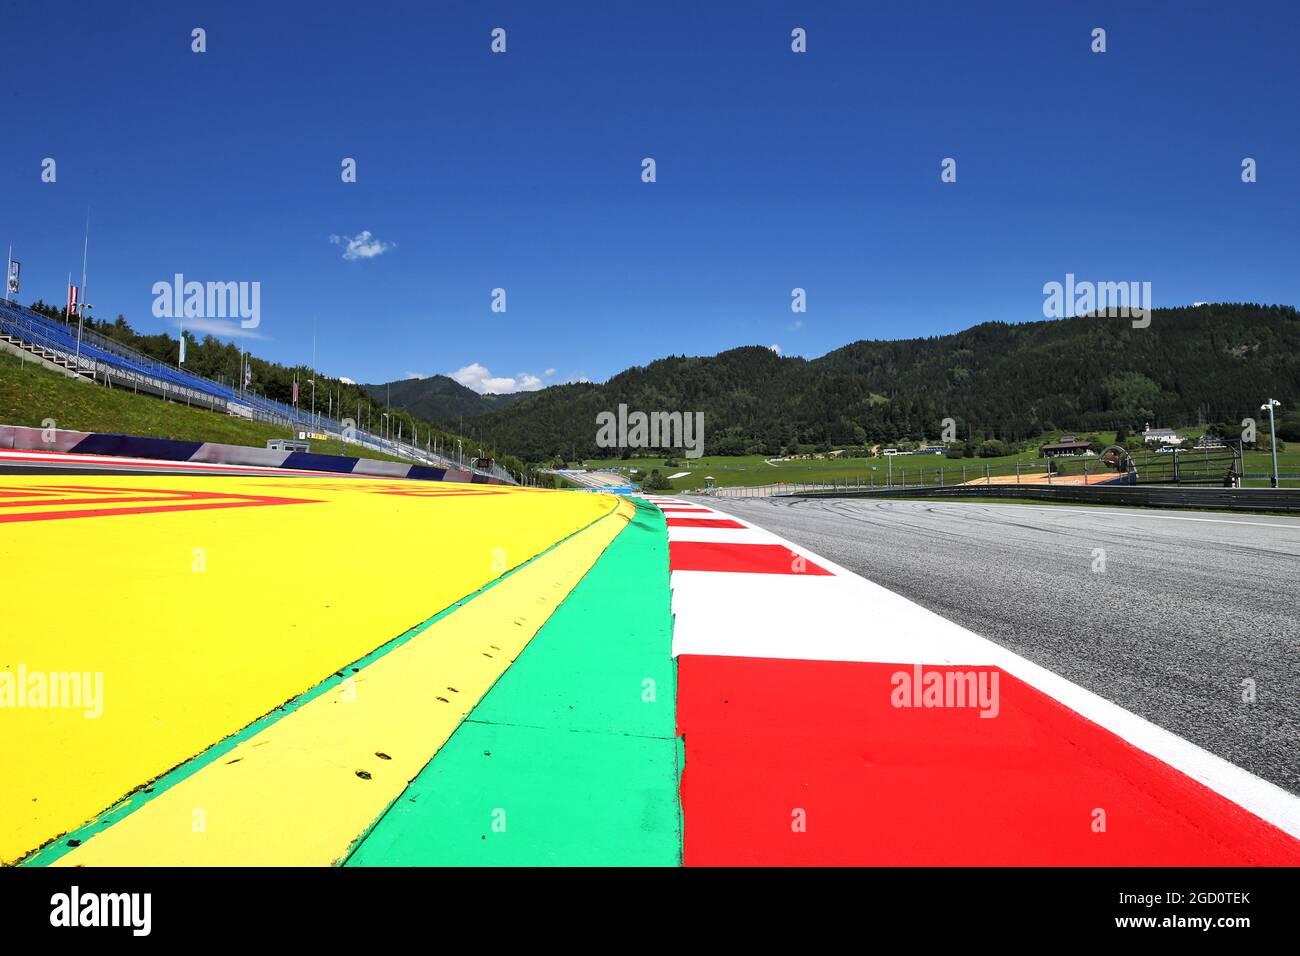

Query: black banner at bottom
<box><xmin>0</xmin><ymin>866</ymin><xmax>1293</xmax><ymax>942</ymax></box>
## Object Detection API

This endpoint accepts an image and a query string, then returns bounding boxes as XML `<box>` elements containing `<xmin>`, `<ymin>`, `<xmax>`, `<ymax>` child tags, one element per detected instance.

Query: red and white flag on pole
<box><xmin>67</xmin><ymin>285</ymin><xmax>79</xmax><ymax>311</ymax></box>
<box><xmin>292</xmin><ymin>377</ymin><xmax>299</xmax><ymax>404</ymax></box>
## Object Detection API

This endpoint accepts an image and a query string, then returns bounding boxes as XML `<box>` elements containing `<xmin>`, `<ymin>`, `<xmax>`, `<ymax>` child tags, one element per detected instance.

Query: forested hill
<box><xmin>477</xmin><ymin>304</ymin><xmax>1300</xmax><ymax>461</ymax></box>
<box><xmin>361</xmin><ymin>375</ymin><xmax>526</xmax><ymax>423</ymax></box>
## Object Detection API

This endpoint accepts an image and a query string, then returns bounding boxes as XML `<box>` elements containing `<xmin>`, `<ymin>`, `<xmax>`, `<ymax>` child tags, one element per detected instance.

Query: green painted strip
<box><xmin>20</xmin><ymin>504</ymin><xmax>625</xmax><ymax>868</ymax></box>
<box><xmin>346</xmin><ymin>496</ymin><xmax>680</xmax><ymax>866</ymax></box>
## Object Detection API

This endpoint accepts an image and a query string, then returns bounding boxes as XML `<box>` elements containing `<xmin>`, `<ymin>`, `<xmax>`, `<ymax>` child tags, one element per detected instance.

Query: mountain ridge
<box><xmin>361</xmin><ymin>374</ymin><xmax>528</xmax><ymax>423</ymax></box>
<box><xmin>469</xmin><ymin>304</ymin><xmax>1300</xmax><ymax>460</ymax></box>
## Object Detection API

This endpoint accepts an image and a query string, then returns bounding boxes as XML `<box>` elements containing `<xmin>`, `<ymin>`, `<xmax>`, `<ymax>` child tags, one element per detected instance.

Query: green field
<box><xmin>0</xmin><ymin>347</ymin><xmax>408</xmax><ymax>463</ymax></box>
<box><xmin>585</xmin><ymin>440</ymin><xmax>1299</xmax><ymax>492</ymax></box>
<box><xmin>583</xmin><ymin>452</ymin><xmax>1044</xmax><ymax>491</ymax></box>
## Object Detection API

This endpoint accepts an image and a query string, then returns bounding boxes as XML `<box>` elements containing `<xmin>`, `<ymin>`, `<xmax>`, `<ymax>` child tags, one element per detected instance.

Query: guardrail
<box><xmin>785</xmin><ymin>482</ymin><xmax>1300</xmax><ymax>513</ymax></box>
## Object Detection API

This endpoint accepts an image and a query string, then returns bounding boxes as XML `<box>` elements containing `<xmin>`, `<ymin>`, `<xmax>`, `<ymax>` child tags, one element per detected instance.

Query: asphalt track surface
<box><xmin>708</xmin><ymin>495</ymin><xmax>1300</xmax><ymax>796</ymax></box>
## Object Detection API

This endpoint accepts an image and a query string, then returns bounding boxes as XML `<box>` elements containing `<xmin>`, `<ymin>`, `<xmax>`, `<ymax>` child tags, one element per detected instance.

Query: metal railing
<box><xmin>699</xmin><ymin>446</ymin><xmax>1266</xmax><ymax>498</ymax></box>
<box><xmin>787</xmin><ymin>482</ymin><xmax>1300</xmax><ymax>513</ymax></box>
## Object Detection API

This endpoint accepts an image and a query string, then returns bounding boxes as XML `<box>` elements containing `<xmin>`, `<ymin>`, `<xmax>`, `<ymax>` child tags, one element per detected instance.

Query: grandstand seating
<box><xmin>0</xmin><ymin>300</ymin><xmax>516</xmax><ymax>483</ymax></box>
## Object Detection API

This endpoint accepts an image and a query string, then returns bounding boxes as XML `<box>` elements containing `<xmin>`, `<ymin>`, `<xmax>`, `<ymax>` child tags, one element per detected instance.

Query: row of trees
<box><xmin>476</xmin><ymin>304</ymin><xmax>1300</xmax><ymax>461</ymax></box>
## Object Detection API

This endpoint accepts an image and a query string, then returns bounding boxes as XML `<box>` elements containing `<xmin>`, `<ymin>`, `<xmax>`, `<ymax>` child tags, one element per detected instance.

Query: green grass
<box><xmin>585</xmin><ymin>438</ymin><xmax>1299</xmax><ymax>492</ymax></box>
<box><xmin>0</xmin><ymin>347</ymin><xmax>408</xmax><ymax>463</ymax></box>
<box><xmin>585</xmin><ymin>451</ymin><xmax>1062</xmax><ymax>491</ymax></box>
<box><xmin>583</xmin><ymin>454</ymin><xmax>876</xmax><ymax>490</ymax></box>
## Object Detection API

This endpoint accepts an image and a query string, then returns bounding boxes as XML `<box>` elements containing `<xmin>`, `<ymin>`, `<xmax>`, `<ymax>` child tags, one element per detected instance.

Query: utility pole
<box><xmin>1262</xmin><ymin>399</ymin><xmax>1281</xmax><ymax>488</ymax></box>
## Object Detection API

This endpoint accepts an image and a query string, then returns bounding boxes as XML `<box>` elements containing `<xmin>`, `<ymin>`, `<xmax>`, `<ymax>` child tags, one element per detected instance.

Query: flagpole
<box><xmin>75</xmin><ymin>211</ymin><xmax>89</xmax><ymax>367</ymax></box>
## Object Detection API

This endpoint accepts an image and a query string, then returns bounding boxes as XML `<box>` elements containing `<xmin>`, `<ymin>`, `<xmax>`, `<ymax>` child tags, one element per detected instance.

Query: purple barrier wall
<box><xmin>1</xmin><ymin>424</ymin><xmax>514</xmax><ymax>484</ymax></box>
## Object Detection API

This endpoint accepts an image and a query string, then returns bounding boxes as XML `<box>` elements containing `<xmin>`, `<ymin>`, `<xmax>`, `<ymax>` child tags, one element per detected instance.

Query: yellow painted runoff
<box><xmin>0</xmin><ymin>476</ymin><xmax>620</xmax><ymax>864</ymax></box>
<box><xmin>54</xmin><ymin>496</ymin><xmax>633</xmax><ymax>866</ymax></box>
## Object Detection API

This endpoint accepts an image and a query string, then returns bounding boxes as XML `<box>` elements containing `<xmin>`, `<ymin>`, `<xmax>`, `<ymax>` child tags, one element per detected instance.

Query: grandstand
<box><xmin>0</xmin><ymin>300</ymin><xmax>516</xmax><ymax>483</ymax></box>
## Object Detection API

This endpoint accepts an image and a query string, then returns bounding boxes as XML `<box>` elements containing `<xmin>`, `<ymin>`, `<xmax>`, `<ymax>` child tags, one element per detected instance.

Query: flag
<box><xmin>245</xmin><ymin>358</ymin><xmax>251</xmax><ymax>386</ymax></box>
<box><xmin>292</xmin><ymin>378</ymin><xmax>299</xmax><ymax>404</ymax></box>
<box><xmin>67</xmin><ymin>285</ymin><xmax>79</xmax><ymax>311</ymax></box>
<box><xmin>7</xmin><ymin>261</ymin><xmax>20</xmax><ymax>295</ymax></box>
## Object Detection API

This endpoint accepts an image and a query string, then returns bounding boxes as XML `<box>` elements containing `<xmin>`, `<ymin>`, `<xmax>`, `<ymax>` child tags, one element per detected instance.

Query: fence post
<box><xmin>1016</xmin><ymin>462</ymin><xmax>1020</xmax><ymax>483</ymax></box>
<box><xmin>985</xmin><ymin>463</ymin><xmax>990</xmax><ymax>485</ymax></box>
<box><xmin>940</xmin><ymin>466</ymin><xmax>944</xmax><ymax>486</ymax></box>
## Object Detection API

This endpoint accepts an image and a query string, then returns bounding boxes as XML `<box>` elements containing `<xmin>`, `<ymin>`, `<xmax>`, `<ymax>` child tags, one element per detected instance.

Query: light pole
<box><xmin>1261</xmin><ymin>399</ymin><xmax>1281</xmax><ymax>488</ymax></box>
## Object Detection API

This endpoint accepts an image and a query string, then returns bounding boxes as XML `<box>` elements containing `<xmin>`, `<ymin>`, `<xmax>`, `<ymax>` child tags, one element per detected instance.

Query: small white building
<box><xmin>1142</xmin><ymin>423</ymin><xmax>1183</xmax><ymax>445</ymax></box>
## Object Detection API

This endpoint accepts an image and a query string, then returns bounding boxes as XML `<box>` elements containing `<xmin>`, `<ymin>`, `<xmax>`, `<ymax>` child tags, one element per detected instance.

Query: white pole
<box><xmin>75</xmin><ymin>211</ymin><xmax>90</xmax><ymax>366</ymax></box>
<box><xmin>5</xmin><ymin>244</ymin><xmax>11</xmax><ymax>304</ymax></box>
<box><xmin>1267</xmin><ymin>401</ymin><xmax>1280</xmax><ymax>489</ymax></box>
<box><xmin>80</xmin><ymin>211</ymin><xmax>89</xmax><ymax>314</ymax></box>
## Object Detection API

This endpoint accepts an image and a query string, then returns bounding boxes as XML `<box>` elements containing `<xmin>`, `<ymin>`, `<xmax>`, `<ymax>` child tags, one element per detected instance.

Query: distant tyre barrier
<box><xmin>0</xmin><ymin>424</ymin><xmax>508</xmax><ymax>484</ymax></box>
<box><xmin>786</xmin><ymin>482</ymin><xmax>1300</xmax><ymax>513</ymax></box>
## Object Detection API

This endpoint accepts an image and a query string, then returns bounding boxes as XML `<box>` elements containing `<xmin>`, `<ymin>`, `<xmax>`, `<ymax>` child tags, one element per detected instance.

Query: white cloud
<box><xmin>329</xmin><ymin>230</ymin><xmax>396</xmax><ymax>261</ymax></box>
<box><xmin>449</xmin><ymin>362</ymin><xmax>547</xmax><ymax>395</ymax></box>
<box><xmin>339</xmin><ymin>376</ymin><xmax>355</xmax><ymax>385</ymax></box>
<box><xmin>404</xmin><ymin>371</ymin><xmax>425</xmax><ymax>380</ymax></box>
<box><xmin>171</xmin><ymin>317</ymin><xmax>267</xmax><ymax>340</ymax></box>
<box><xmin>787</xmin><ymin>319</ymin><xmax>804</xmax><ymax>331</ymax></box>
<box><xmin>769</xmin><ymin>343</ymin><xmax>781</xmax><ymax>355</ymax></box>
<box><xmin>544</xmin><ymin>368</ymin><xmax>557</xmax><ymax>377</ymax></box>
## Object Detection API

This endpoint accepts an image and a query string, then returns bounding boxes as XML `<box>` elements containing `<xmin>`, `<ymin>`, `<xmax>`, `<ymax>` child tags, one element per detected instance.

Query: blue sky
<box><xmin>4</xmin><ymin>1</ymin><xmax>1298</xmax><ymax>391</ymax></box>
